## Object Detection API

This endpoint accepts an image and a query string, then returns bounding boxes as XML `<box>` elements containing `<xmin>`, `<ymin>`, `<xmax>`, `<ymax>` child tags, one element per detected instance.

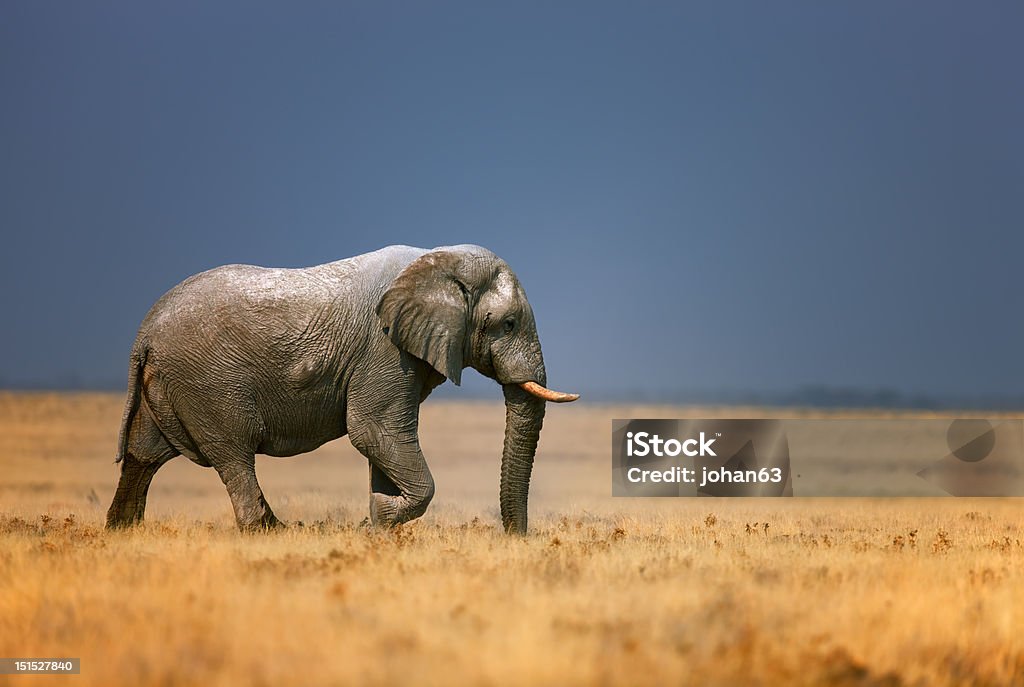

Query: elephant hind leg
<box><xmin>210</xmin><ymin>454</ymin><xmax>282</xmax><ymax>531</ymax></box>
<box><xmin>107</xmin><ymin>407</ymin><xmax>178</xmax><ymax>529</ymax></box>
<box><xmin>106</xmin><ymin>453</ymin><xmax>171</xmax><ymax>528</ymax></box>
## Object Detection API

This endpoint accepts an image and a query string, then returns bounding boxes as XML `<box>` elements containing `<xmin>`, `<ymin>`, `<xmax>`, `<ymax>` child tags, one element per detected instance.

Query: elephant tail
<box><xmin>115</xmin><ymin>345</ymin><xmax>148</xmax><ymax>464</ymax></box>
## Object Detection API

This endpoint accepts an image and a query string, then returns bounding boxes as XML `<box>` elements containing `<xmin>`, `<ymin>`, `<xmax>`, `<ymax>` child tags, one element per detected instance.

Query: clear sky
<box><xmin>1</xmin><ymin>2</ymin><xmax>1021</xmax><ymax>402</ymax></box>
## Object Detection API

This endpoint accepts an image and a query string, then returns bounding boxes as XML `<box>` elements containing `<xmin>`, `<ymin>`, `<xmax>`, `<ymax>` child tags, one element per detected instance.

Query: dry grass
<box><xmin>1</xmin><ymin>393</ymin><xmax>1023</xmax><ymax>686</ymax></box>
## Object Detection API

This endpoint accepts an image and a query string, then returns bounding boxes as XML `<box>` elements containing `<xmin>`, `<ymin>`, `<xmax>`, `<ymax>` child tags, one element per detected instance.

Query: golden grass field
<box><xmin>1</xmin><ymin>392</ymin><xmax>1022</xmax><ymax>686</ymax></box>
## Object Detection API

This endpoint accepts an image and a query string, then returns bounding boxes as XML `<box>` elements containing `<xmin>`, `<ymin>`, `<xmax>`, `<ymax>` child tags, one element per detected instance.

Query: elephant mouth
<box><xmin>518</xmin><ymin>381</ymin><xmax>580</xmax><ymax>403</ymax></box>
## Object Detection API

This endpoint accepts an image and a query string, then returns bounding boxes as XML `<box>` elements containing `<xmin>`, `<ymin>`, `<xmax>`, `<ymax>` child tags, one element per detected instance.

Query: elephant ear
<box><xmin>376</xmin><ymin>250</ymin><xmax>474</xmax><ymax>385</ymax></box>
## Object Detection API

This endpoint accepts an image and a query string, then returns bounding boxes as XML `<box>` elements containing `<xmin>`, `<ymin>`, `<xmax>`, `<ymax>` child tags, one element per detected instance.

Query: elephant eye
<box><xmin>502</xmin><ymin>318</ymin><xmax>516</xmax><ymax>334</ymax></box>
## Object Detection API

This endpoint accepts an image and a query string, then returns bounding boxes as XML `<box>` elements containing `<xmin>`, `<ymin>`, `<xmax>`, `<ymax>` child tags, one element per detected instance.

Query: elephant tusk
<box><xmin>519</xmin><ymin>381</ymin><xmax>580</xmax><ymax>403</ymax></box>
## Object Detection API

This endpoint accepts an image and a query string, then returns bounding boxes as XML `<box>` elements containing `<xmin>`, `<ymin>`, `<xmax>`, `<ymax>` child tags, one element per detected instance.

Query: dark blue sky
<box><xmin>1</xmin><ymin>2</ymin><xmax>1022</xmax><ymax>400</ymax></box>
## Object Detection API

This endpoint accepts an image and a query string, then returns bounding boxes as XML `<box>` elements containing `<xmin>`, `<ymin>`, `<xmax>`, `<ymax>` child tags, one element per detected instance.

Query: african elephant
<box><xmin>105</xmin><ymin>245</ymin><xmax>577</xmax><ymax>534</ymax></box>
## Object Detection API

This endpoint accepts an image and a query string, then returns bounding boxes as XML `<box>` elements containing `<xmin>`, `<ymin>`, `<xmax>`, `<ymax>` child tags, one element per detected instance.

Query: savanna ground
<box><xmin>1</xmin><ymin>393</ymin><xmax>1022</xmax><ymax>686</ymax></box>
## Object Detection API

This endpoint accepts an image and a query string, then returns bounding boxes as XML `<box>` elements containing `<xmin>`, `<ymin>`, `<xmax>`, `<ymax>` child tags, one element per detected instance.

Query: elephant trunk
<box><xmin>500</xmin><ymin>382</ymin><xmax>547</xmax><ymax>535</ymax></box>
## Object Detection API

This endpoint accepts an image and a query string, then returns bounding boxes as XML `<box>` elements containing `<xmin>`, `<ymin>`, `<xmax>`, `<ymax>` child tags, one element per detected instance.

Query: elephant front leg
<box><xmin>369</xmin><ymin>463</ymin><xmax>403</xmax><ymax>498</ymax></box>
<box><xmin>350</xmin><ymin>421</ymin><xmax>435</xmax><ymax>527</ymax></box>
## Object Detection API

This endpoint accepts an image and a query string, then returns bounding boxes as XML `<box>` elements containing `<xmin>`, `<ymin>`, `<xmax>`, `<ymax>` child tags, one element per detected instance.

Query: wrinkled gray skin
<box><xmin>106</xmin><ymin>245</ymin><xmax>566</xmax><ymax>534</ymax></box>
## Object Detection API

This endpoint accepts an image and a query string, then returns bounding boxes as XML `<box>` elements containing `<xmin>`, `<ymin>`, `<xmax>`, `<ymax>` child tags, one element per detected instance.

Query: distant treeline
<box><xmin>409</xmin><ymin>383</ymin><xmax>1024</xmax><ymax>410</ymax></box>
<box><xmin>518</xmin><ymin>385</ymin><xmax>1024</xmax><ymax>411</ymax></box>
<box><xmin>579</xmin><ymin>384</ymin><xmax>1024</xmax><ymax>411</ymax></box>
<box><xmin>2</xmin><ymin>377</ymin><xmax>1022</xmax><ymax>411</ymax></box>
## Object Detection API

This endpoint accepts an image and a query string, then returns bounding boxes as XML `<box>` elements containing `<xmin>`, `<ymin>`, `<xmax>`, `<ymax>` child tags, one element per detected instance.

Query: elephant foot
<box><xmin>368</xmin><ymin>491</ymin><xmax>432</xmax><ymax>528</ymax></box>
<box><xmin>105</xmin><ymin>510</ymin><xmax>144</xmax><ymax>530</ymax></box>
<box><xmin>237</xmin><ymin>510</ymin><xmax>284</xmax><ymax>532</ymax></box>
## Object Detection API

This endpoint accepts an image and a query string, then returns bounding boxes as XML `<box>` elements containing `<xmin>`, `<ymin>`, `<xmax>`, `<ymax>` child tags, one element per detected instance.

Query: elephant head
<box><xmin>377</xmin><ymin>245</ymin><xmax>578</xmax><ymax>534</ymax></box>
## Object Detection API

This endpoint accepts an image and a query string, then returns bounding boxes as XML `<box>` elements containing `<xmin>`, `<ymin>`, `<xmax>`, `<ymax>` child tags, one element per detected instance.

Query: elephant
<box><xmin>105</xmin><ymin>244</ymin><xmax>578</xmax><ymax>534</ymax></box>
